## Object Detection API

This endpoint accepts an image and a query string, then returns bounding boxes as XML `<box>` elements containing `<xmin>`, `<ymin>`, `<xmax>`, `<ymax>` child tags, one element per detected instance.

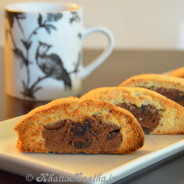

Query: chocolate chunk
<box><xmin>71</xmin><ymin>119</ymin><xmax>92</xmax><ymax>137</ymax></box>
<box><xmin>74</xmin><ymin>139</ymin><xmax>92</xmax><ymax>149</ymax></box>
<box><xmin>118</xmin><ymin>103</ymin><xmax>160</xmax><ymax>134</ymax></box>
<box><xmin>106</xmin><ymin>129</ymin><xmax>120</xmax><ymax>140</ymax></box>
<box><xmin>83</xmin><ymin>119</ymin><xmax>92</xmax><ymax>130</ymax></box>
<box><xmin>71</xmin><ymin>123</ymin><xmax>85</xmax><ymax>137</ymax></box>
<box><xmin>142</xmin><ymin>127</ymin><xmax>152</xmax><ymax>134</ymax></box>
<box><xmin>177</xmin><ymin>95</ymin><xmax>184</xmax><ymax>106</ymax></box>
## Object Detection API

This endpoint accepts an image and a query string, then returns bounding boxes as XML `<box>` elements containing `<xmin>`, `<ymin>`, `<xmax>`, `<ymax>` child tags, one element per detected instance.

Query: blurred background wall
<box><xmin>1</xmin><ymin>0</ymin><xmax>184</xmax><ymax>49</ymax></box>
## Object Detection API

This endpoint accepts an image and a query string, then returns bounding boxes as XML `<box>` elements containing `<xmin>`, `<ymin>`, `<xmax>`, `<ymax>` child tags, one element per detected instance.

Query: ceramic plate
<box><xmin>1</xmin><ymin>116</ymin><xmax>184</xmax><ymax>184</ymax></box>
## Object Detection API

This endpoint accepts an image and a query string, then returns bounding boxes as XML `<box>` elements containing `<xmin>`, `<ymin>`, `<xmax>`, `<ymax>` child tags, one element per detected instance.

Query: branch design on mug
<box><xmin>69</xmin><ymin>12</ymin><xmax>81</xmax><ymax>24</ymax></box>
<box><xmin>5</xmin><ymin>12</ymin><xmax>25</xmax><ymax>49</ymax></box>
<box><xmin>6</xmin><ymin>12</ymin><xmax>81</xmax><ymax>99</ymax></box>
<box><xmin>78</xmin><ymin>33</ymin><xmax>82</xmax><ymax>39</ymax></box>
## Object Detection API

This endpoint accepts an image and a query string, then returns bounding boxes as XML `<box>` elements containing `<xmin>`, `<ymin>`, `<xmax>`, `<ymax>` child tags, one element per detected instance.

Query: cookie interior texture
<box><xmin>81</xmin><ymin>88</ymin><xmax>162</xmax><ymax>134</ymax></box>
<box><xmin>42</xmin><ymin>117</ymin><xmax>122</xmax><ymax>153</ymax></box>
<box><xmin>144</xmin><ymin>87</ymin><xmax>184</xmax><ymax>107</ymax></box>
<box><xmin>120</xmin><ymin>74</ymin><xmax>184</xmax><ymax>107</ymax></box>
<box><xmin>117</xmin><ymin>103</ymin><xmax>160</xmax><ymax>134</ymax></box>
<box><xmin>81</xmin><ymin>87</ymin><xmax>184</xmax><ymax>135</ymax></box>
<box><xmin>15</xmin><ymin>98</ymin><xmax>144</xmax><ymax>154</ymax></box>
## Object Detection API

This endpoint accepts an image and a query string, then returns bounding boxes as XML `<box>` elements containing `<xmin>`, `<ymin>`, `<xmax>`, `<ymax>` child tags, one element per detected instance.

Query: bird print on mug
<box><xmin>6</xmin><ymin>11</ymin><xmax>81</xmax><ymax>99</ymax></box>
<box><xmin>36</xmin><ymin>41</ymin><xmax>72</xmax><ymax>89</ymax></box>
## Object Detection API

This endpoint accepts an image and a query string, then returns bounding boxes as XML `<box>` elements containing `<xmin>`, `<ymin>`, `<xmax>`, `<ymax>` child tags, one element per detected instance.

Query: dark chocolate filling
<box><xmin>42</xmin><ymin>118</ymin><xmax>122</xmax><ymax>153</ymax></box>
<box><xmin>118</xmin><ymin>103</ymin><xmax>161</xmax><ymax>134</ymax></box>
<box><xmin>147</xmin><ymin>87</ymin><xmax>184</xmax><ymax>107</ymax></box>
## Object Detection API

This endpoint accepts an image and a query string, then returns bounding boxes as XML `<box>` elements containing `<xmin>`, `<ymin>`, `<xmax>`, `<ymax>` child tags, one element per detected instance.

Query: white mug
<box><xmin>5</xmin><ymin>2</ymin><xmax>114</xmax><ymax>101</ymax></box>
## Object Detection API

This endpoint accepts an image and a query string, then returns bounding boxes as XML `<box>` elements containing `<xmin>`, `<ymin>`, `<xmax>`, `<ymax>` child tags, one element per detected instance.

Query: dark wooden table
<box><xmin>1</xmin><ymin>48</ymin><xmax>184</xmax><ymax>183</ymax></box>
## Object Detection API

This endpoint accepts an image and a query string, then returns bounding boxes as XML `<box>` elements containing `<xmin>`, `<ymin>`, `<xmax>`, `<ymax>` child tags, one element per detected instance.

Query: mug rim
<box><xmin>5</xmin><ymin>2</ymin><xmax>82</xmax><ymax>13</ymax></box>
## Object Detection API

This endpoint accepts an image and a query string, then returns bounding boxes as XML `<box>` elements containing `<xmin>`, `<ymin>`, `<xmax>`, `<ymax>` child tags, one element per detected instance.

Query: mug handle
<box><xmin>81</xmin><ymin>27</ymin><xmax>114</xmax><ymax>78</ymax></box>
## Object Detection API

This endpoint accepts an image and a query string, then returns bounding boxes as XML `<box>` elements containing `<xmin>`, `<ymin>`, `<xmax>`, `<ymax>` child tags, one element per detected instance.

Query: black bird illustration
<box><xmin>35</xmin><ymin>41</ymin><xmax>72</xmax><ymax>89</ymax></box>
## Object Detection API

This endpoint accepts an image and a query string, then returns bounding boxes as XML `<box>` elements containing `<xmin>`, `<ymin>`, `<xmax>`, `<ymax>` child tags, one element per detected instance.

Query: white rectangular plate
<box><xmin>1</xmin><ymin>116</ymin><xmax>184</xmax><ymax>184</ymax></box>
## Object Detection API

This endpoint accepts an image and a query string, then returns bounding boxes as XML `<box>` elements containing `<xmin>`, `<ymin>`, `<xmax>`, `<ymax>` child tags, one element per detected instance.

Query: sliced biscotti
<box><xmin>119</xmin><ymin>74</ymin><xmax>184</xmax><ymax>107</ymax></box>
<box><xmin>81</xmin><ymin>87</ymin><xmax>184</xmax><ymax>134</ymax></box>
<box><xmin>14</xmin><ymin>97</ymin><xmax>144</xmax><ymax>154</ymax></box>
<box><xmin>168</xmin><ymin>67</ymin><xmax>184</xmax><ymax>78</ymax></box>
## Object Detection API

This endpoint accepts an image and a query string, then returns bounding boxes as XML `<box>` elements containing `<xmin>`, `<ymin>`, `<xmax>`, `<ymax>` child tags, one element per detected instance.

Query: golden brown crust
<box><xmin>119</xmin><ymin>73</ymin><xmax>184</xmax><ymax>91</ymax></box>
<box><xmin>15</xmin><ymin>97</ymin><xmax>144</xmax><ymax>154</ymax></box>
<box><xmin>168</xmin><ymin>67</ymin><xmax>184</xmax><ymax>78</ymax></box>
<box><xmin>81</xmin><ymin>87</ymin><xmax>184</xmax><ymax>134</ymax></box>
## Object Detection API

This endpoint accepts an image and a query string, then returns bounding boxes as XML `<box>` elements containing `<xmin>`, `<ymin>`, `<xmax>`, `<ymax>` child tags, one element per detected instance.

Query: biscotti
<box><xmin>14</xmin><ymin>97</ymin><xmax>144</xmax><ymax>154</ymax></box>
<box><xmin>168</xmin><ymin>67</ymin><xmax>184</xmax><ymax>78</ymax></box>
<box><xmin>81</xmin><ymin>87</ymin><xmax>184</xmax><ymax>134</ymax></box>
<box><xmin>119</xmin><ymin>74</ymin><xmax>184</xmax><ymax>107</ymax></box>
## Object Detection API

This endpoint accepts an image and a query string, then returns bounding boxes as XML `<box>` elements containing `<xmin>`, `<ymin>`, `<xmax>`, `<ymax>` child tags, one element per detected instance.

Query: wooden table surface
<box><xmin>1</xmin><ymin>48</ymin><xmax>184</xmax><ymax>183</ymax></box>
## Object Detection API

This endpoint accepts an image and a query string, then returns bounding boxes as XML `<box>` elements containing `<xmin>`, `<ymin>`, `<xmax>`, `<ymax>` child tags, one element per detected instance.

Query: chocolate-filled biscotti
<box><xmin>168</xmin><ymin>67</ymin><xmax>184</xmax><ymax>78</ymax></box>
<box><xmin>119</xmin><ymin>74</ymin><xmax>184</xmax><ymax>107</ymax></box>
<box><xmin>81</xmin><ymin>87</ymin><xmax>184</xmax><ymax>134</ymax></box>
<box><xmin>15</xmin><ymin>97</ymin><xmax>144</xmax><ymax>154</ymax></box>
